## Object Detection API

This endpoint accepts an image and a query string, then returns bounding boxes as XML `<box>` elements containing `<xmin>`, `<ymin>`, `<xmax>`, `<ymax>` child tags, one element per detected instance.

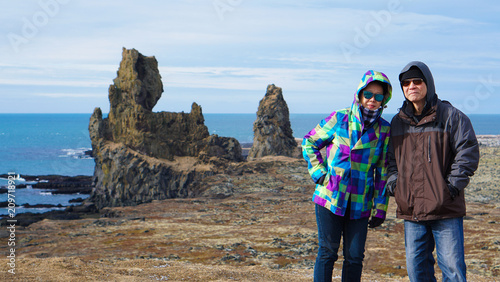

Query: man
<box><xmin>387</xmin><ymin>61</ymin><xmax>480</xmax><ymax>282</ymax></box>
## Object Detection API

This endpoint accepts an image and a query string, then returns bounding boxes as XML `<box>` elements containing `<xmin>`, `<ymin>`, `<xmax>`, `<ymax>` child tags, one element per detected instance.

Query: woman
<box><xmin>302</xmin><ymin>70</ymin><xmax>392</xmax><ymax>282</ymax></box>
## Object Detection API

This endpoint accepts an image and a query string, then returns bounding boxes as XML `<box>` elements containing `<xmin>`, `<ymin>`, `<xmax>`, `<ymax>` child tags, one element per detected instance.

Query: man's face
<box><xmin>402</xmin><ymin>78</ymin><xmax>427</xmax><ymax>105</ymax></box>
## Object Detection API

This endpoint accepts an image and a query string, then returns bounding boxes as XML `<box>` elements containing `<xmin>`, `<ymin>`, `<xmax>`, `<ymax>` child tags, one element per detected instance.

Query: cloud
<box><xmin>160</xmin><ymin>66</ymin><xmax>338</xmax><ymax>91</ymax></box>
<box><xmin>0</xmin><ymin>63</ymin><xmax>114</xmax><ymax>88</ymax></box>
<box><xmin>0</xmin><ymin>1</ymin><xmax>498</xmax><ymax>113</ymax></box>
<box><xmin>33</xmin><ymin>93</ymin><xmax>104</xmax><ymax>98</ymax></box>
<box><xmin>0</xmin><ymin>77</ymin><xmax>108</xmax><ymax>88</ymax></box>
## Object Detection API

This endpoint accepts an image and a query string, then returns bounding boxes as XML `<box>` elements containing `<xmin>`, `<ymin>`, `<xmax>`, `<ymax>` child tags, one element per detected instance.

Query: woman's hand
<box><xmin>368</xmin><ymin>217</ymin><xmax>385</xmax><ymax>228</ymax></box>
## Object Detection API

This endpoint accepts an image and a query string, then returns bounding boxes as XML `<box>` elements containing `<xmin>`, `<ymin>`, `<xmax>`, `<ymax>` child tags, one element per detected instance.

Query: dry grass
<box><xmin>0</xmin><ymin>146</ymin><xmax>498</xmax><ymax>281</ymax></box>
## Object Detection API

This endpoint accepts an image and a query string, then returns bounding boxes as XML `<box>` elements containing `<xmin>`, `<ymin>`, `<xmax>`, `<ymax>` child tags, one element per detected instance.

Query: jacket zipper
<box><xmin>428</xmin><ymin>136</ymin><xmax>431</xmax><ymax>163</ymax></box>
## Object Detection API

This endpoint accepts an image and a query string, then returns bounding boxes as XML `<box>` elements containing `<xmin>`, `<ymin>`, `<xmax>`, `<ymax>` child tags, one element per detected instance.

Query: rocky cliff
<box><xmin>248</xmin><ymin>84</ymin><xmax>299</xmax><ymax>159</ymax></box>
<box><xmin>88</xmin><ymin>48</ymin><xmax>243</xmax><ymax>209</ymax></box>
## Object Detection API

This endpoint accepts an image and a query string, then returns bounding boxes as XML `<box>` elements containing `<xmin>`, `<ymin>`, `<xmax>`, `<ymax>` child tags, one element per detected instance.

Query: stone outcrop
<box><xmin>88</xmin><ymin>48</ymin><xmax>243</xmax><ymax>209</ymax></box>
<box><xmin>248</xmin><ymin>84</ymin><xmax>299</xmax><ymax>159</ymax></box>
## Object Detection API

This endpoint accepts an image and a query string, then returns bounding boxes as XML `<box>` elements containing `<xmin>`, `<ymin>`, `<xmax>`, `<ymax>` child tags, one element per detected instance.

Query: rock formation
<box><xmin>248</xmin><ymin>84</ymin><xmax>299</xmax><ymax>159</ymax></box>
<box><xmin>88</xmin><ymin>48</ymin><xmax>243</xmax><ymax>209</ymax></box>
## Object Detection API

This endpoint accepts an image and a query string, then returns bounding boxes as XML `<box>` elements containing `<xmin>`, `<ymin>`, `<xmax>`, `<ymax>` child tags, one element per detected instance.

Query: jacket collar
<box><xmin>398</xmin><ymin>102</ymin><xmax>438</xmax><ymax>126</ymax></box>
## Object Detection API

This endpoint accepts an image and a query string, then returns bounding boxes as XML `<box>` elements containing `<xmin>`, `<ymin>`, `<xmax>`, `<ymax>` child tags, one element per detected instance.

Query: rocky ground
<box><xmin>0</xmin><ymin>145</ymin><xmax>499</xmax><ymax>281</ymax></box>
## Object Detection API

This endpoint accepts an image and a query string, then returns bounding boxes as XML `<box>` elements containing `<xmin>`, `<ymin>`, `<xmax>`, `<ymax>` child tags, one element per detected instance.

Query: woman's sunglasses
<box><xmin>401</xmin><ymin>78</ymin><xmax>424</xmax><ymax>87</ymax></box>
<box><xmin>362</xmin><ymin>91</ymin><xmax>384</xmax><ymax>102</ymax></box>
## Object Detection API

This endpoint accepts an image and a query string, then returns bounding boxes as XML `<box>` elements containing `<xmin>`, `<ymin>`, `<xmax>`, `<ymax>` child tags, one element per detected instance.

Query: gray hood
<box><xmin>398</xmin><ymin>61</ymin><xmax>438</xmax><ymax>117</ymax></box>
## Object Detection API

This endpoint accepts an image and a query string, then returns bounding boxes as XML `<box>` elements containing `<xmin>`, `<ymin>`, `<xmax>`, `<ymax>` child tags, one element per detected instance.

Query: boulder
<box><xmin>248</xmin><ymin>84</ymin><xmax>299</xmax><ymax>159</ymax></box>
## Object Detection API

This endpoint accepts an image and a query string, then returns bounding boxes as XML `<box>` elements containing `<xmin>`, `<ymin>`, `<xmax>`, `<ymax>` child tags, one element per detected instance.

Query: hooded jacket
<box><xmin>302</xmin><ymin>70</ymin><xmax>392</xmax><ymax>220</ymax></box>
<box><xmin>388</xmin><ymin>61</ymin><xmax>480</xmax><ymax>221</ymax></box>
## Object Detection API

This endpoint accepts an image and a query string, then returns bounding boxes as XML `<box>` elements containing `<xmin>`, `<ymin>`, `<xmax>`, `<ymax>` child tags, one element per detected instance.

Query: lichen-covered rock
<box><xmin>88</xmin><ymin>48</ymin><xmax>243</xmax><ymax>209</ymax></box>
<box><xmin>102</xmin><ymin>48</ymin><xmax>216</xmax><ymax>161</ymax></box>
<box><xmin>89</xmin><ymin>142</ymin><xmax>215</xmax><ymax>209</ymax></box>
<box><xmin>110</xmin><ymin>48</ymin><xmax>163</xmax><ymax>111</ymax></box>
<box><xmin>248</xmin><ymin>84</ymin><xmax>299</xmax><ymax>159</ymax></box>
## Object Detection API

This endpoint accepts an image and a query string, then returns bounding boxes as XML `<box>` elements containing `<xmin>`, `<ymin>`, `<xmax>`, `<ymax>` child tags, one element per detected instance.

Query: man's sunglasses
<box><xmin>362</xmin><ymin>91</ymin><xmax>384</xmax><ymax>102</ymax></box>
<box><xmin>401</xmin><ymin>78</ymin><xmax>424</xmax><ymax>87</ymax></box>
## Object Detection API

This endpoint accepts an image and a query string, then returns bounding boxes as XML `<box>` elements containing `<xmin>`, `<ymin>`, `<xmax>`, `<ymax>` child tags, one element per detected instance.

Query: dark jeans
<box><xmin>314</xmin><ymin>204</ymin><xmax>369</xmax><ymax>282</ymax></box>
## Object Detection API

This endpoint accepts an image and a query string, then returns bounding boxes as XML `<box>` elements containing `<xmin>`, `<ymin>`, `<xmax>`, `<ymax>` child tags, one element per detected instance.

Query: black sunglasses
<box><xmin>402</xmin><ymin>78</ymin><xmax>424</xmax><ymax>87</ymax></box>
<box><xmin>362</xmin><ymin>91</ymin><xmax>384</xmax><ymax>102</ymax></box>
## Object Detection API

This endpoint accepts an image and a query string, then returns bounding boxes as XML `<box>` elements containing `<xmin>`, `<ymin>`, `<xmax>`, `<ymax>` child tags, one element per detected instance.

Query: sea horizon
<box><xmin>2</xmin><ymin>112</ymin><xmax>499</xmax><ymax>115</ymax></box>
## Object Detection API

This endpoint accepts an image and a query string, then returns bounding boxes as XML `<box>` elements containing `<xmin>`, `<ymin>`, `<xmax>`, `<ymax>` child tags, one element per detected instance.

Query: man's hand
<box><xmin>368</xmin><ymin>217</ymin><xmax>385</xmax><ymax>228</ymax></box>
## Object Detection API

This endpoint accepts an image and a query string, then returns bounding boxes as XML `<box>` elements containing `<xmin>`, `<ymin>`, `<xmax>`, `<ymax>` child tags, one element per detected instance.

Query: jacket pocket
<box><xmin>425</xmin><ymin>178</ymin><xmax>448</xmax><ymax>216</ymax></box>
<box><xmin>395</xmin><ymin>178</ymin><xmax>412</xmax><ymax>215</ymax></box>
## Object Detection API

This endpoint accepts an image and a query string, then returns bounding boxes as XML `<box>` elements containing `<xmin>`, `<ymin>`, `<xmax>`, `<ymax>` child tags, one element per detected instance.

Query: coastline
<box><xmin>476</xmin><ymin>135</ymin><xmax>500</xmax><ymax>147</ymax></box>
<box><xmin>0</xmin><ymin>175</ymin><xmax>94</xmax><ymax>225</ymax></box>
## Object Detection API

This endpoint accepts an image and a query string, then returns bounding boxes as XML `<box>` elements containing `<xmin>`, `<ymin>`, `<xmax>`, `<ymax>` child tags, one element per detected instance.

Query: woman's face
<box><xmin>360</xmin><ymin>82</ymin><xmax>384</xmax><ymax>110</ymax></box>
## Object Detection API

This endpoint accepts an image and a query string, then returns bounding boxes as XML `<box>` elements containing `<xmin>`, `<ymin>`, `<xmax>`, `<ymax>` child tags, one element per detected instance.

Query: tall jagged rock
<box><xmin>248</xmin><ymin>84</ymin><xmax>299</xmax><ymax>159</ymax></box>
<box><xmin>88</xmin><ymin>48</ymin><xmax>243</xmax><ymax>209</ymax></box>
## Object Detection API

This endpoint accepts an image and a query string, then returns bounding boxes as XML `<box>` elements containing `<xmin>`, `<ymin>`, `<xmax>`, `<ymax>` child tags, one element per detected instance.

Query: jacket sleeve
<box><xmin>301</xmin><ymin>112</ymin><xmax>338</xmax><ymax>184</ymax></box>
<box><xmin>447</xmin><ymin>110</ymin><xmax>480</xmax><ymax>191</ymax></box>
<box><xmin>386</xmin><ymin>137</ymin><xmax>398</xmax><ymax>196</ymax></box>
<box><xmin>372</xmin><ymin>128</ymin><xmax>390</xmax><ymax>219</ymax></box>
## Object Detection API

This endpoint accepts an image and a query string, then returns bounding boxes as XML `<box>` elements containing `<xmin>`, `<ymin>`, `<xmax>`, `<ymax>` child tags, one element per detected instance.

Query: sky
<box><xmin>1</xmin><ymin>0</ymin><xmax>499</xmax><ymax>115</ymax></box>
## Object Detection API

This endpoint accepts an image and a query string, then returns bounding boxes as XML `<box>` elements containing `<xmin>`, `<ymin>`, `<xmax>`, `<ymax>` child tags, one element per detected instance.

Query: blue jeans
<box><xmin>404</xmin><ymin>217</ymin><xmax>466</xmax><ymax>282</ymax></box>
<box><xmin>314</xmin><ymin>204</ymin><xmax>368</xmax><ymax>282</ymax></box>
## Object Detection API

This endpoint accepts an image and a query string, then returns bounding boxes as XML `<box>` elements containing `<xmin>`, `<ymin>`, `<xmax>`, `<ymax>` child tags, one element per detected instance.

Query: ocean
<box><xmin>0</xmin><ymin>113</ymin><xmax>498</xmax><ymax>214</ymax></box>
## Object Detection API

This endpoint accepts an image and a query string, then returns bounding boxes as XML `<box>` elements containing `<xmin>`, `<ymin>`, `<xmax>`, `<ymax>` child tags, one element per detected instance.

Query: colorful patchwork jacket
<box><xmin>302</xmin><ymin>70</ymin><xmax>392</xmax><ymax>219</ymax></box>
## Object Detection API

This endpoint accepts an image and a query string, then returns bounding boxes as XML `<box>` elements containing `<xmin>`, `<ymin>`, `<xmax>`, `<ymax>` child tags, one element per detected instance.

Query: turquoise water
<box><xmin>0</xmin><ymin>114</ymin><xmax>94</xmax><ymax>176</ymax></box>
